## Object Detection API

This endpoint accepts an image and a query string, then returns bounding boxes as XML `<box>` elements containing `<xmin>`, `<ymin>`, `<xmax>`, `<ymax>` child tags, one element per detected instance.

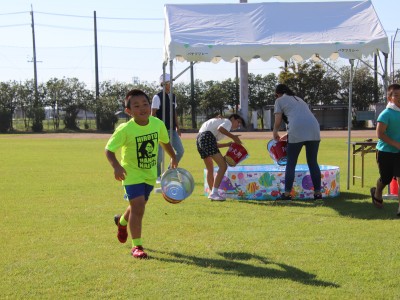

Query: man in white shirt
<box><xmin>151</xmin><ymin>74</ymin><xmax>184</xmax><ymax>182</ymax></box>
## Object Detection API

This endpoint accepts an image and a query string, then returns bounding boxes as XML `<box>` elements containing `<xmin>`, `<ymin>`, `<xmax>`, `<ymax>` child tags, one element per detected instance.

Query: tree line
<box><xmin>0</xmin><ymin>59</ymin><xmax>398</xmax><ymax>133</ymax></box>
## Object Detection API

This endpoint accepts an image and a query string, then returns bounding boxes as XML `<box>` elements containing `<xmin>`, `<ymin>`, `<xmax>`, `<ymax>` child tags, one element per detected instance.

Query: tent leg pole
<box><xmin>169</xmin><ymin>60</ymin><xmax>174</xmax><ymax>144</ymax></box>
<box><xmin>347</xmin><ymin>59</ymin><xmax>354</xmax><ymax>190</ymax></box>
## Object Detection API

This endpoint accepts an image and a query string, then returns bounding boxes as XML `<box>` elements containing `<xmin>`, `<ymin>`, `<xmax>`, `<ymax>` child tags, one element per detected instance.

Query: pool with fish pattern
<box><xmin>204</xmin><ymin>164</ymin><xmax>339</xmax><ymax>200</ymax></box>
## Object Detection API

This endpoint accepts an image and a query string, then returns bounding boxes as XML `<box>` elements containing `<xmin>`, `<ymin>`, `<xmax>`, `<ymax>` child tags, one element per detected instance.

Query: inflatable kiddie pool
<box><xmin>204</xmin><ymin>164</ymin><xmax>340</xmax><ymax>200</ymax></box>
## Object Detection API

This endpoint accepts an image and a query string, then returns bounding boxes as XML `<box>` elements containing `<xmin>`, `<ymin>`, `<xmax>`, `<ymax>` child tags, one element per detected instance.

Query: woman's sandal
<box><xmin>370</xmin><ymin>187</ymin><xmax>383</xmax><ymax>209</ymax></box>
<box><xmin>314</xmin><ymin>193</ymin><xmax>323</xmax><ymax>200</ymax></box>
<box><xmin>277</xmin><ymin>193</ymin><xmax>292</xmax><ymax>201</ymax></box>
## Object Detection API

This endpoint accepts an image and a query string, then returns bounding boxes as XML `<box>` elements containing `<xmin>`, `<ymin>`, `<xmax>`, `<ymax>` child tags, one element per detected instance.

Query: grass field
<box><xmin>1</xmin><ymin>133</ymin><xmax>399</xmax><ymax>299</ymax></box>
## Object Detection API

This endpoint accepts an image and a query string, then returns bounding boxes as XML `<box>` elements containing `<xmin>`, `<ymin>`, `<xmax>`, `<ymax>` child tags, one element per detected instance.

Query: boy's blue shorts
<box><xmin>124</xmin><ymin>183</ymin><xmax>154</xmax><ymax>201</ymax></box>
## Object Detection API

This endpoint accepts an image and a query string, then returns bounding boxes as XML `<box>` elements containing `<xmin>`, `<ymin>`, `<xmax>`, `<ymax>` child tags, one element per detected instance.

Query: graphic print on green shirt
<box><xmin>136</xmin><ymin>132</ymin><xmax>158</xmax><ymax>169</ymax></box>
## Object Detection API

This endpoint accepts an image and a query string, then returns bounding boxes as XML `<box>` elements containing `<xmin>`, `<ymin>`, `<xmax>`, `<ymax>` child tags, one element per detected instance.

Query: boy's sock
<box><xmin>119</xmin><ymin>215</ymin><xmax>128</xmax><ymax>226</ymax></box>
<box><xmin>211</xmin><ymin>187</ymin><xmax>219</xmax><ymax>195</ymax></box>
<box><xmin>132</xmin><ymin>238</ymin><xmax>143</xmax><ymax>247</ymax></box>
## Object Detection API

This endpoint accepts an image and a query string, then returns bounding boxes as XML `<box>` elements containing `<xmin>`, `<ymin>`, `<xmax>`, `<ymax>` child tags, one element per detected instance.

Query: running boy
<box><xmin>105</xmin><ymin>89</ymin><xmax>178</xmax><ymax>258</ymax></box>
<box><xmin>197</xmin><ymin>114</ymin><xmax>245</xmax><ymax>201</ymax></box>
<box><xmin>371</xmin><ymin>83</ymin><xmax>400</xmax><ymax>216</ymax></box>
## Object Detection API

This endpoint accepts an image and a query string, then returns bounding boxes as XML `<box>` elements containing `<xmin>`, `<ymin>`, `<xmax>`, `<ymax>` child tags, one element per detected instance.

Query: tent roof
<box><xmin>163</xmin><ymin>1</ymin><xmax>389</xmax><ymax>63</ymax></box>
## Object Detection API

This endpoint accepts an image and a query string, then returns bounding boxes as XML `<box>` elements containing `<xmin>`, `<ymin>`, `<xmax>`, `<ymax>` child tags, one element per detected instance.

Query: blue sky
<box><xmin>0</xmin><ymin>0</ymin><xmax>398</xmax><ymax>89</ymax></box>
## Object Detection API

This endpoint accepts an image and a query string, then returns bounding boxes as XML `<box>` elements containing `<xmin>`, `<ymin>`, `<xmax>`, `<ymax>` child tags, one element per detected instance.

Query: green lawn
<box><xmin>0</xmin><ymin>134</ymin><xmax>399</xmax><ymax>299</ymax></box>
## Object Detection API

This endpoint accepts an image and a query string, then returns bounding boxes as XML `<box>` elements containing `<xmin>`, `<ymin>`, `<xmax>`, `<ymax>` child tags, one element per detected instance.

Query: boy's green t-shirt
<box><xmin>105</xmin><ymin>116</ymin><xmax>169</xmax><ymax>185</ymax></box>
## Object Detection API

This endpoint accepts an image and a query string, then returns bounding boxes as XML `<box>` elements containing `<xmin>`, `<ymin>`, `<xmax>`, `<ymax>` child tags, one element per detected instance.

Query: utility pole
<box><xmin>30</xmin><ymin>5</ymin><xmax>44</xmax><ymax>132</ymax></box>
<box><xmin>30</xmin><ymin>5</ymin><xmax>38</xmax><ymax>105</ymax></box>
<box><xmin>94</xmin><ymin>11</ymin><xmax>100</xmax><ymax>130</ymax></box>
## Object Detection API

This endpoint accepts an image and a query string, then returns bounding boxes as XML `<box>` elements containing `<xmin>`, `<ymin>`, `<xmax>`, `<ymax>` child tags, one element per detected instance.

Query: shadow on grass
<box><xmin>149</xmin><ymin>249</ymin><xmax>339</xmax><ymax>288</ymax></box>
<box><xmin>323</xmin><ymin>191</ymin><xmax>399</xmax><ymax>220</ymax></box>
<box><xmin>235</xmin><ymin>191</ymin><xmax>400</xmax><ymax>220</ymax></box>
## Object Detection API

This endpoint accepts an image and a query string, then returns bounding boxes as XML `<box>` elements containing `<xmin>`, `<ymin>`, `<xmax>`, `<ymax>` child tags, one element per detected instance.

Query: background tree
<box><xmin>220</xmin><ymin>78</ymin><xmax>239</xmax><ymax>113</ymax></box>
<box><xmin>318</xmin><ymin>70</ymin><xmax>342</xmax><ymax>105</ymax></box>
<box><xmin>200</xmin><ymin>80</ymin><xmax>229</xmax><ymax>118</ymax></box>
<box><xmin>279</xmin><ymin>60</ymin><xmax>340</xmax><ymax>105</ymax></box>
<box><xmin>97</xmin><ymin>95</ymin><xmax>119</xmax><ymax>131</ymax></box>
<box><xmin>188</xmin><ymin>79</ymin><xmax>204</xmax><ymax>128</ymax></box>
<box><xmin>29</xmin><ymin>82</ymin><xmax>46</xmax><ymax>133</ymax></box>
<box><xmin>15</xmin><ymin>80</ymin><xmax>35</xmax><ymax>131</ymax></box>
<box><xmin>1</xmin><ymin>60</ymin><xmax>393</xmax><ymax>132</ymax></box>
<box><xmin>173</xmin><ymin>82</ymin><xmax>191</xmax><ymax>128</ymax></box>
<box><xmin>80</xmin><ymin>90</ymin><xmax>95</xmax><ymax>129</ymax></box>
<box><xmin>45</xmin><ymin>78</ymin><xmax>67</xmax><ymax>130</ymax></box>
<box><xmin>59</xmin><ymin>78</ymin><xmax>88</xmax><ymax>130</ymax></box>
<box><xmin>134</xmin><ymin>82</ymin><xmax>158</xmax><ymax>100</ymax></box>
<box><xmin>248</xmin><ymin>73</ymin><xmax>277</xmax><ymax>129</ymax></box>
<box><xmin>339</xmin><ymin>64</ymin><xmax>380</xmax><ymax>110</ymax></box>
<box><xmin>98</xmin><ymin>80</ymin><xmax>129</xmax><ymax>123</ymax></box>
<box><xmin>392</xmin><ymin>69</ymin><xmax>400</xmax><ymax>85</ymax></box>
<box><xmin>0</xmin><ymin>81</ymin><xmax>17</xmax><ymax>132</ymax></box>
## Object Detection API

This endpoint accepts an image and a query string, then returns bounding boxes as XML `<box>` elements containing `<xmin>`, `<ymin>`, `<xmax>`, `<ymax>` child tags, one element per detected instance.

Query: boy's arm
<box><xmin>218</xmin><ymin>126</ymin><xmax>242</xmax><ymax>144</ymax></box>
<box><xmin>160</xmin><ymin>142</ymin><xmax>178</xmax><ymax>168</ymax></box>
<box><xmin>377</xmin><ymin>122</ymin><xmax>400</xmax><ymax>149</ymax></box>
<box><xmin>105</xmin><ymin>149</ymin><xmax>127</xmax><ymax>181</ymax></box>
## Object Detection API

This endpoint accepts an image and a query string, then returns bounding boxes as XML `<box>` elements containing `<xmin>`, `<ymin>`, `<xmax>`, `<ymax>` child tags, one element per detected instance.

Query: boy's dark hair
<box><xmin>125</xmin><ymin>89</ymin><xmax>150</xmax><ymax>108</ymax></box>
<box><xmin>228</xmin><ymin>113</ymin><xmax>246</xmax><ymax>128</ymax></box>
<box><xmin>388</xmin><ymin>83</ymin><xmax>400</xmax><ymax>97</ymax></box>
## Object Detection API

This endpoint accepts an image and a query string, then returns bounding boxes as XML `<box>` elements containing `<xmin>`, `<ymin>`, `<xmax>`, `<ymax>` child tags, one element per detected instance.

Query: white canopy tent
<box><xmin>163</xmin><ymin>1</ymin><xmax>389</xmax><ymax>189</ymax></box>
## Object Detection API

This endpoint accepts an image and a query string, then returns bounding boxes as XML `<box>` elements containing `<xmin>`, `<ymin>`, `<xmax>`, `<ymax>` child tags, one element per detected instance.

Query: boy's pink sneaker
<box><xmin>117</xmin><ymin>224</ymin><xmax>128</xmax><ymax>243</ymax></box>
<box><xmin>131</xmin><ymin>246</ymin><xmax>148</xmax><ymax>259</ymax></box>
<box><xmin>114</xmin><ymin>214</ymin><xmax>128</xmax><ymax>243</ymax></box>
<box><xmin>114</xmin><ymin>214</ymin><xmax>120</xmax><ymax>226</ymax></box>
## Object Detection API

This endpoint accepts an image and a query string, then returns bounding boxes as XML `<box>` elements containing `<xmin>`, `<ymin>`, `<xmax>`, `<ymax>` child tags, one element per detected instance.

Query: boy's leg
<box><xmin>123</xmin><ymin>206</ymin><xmax>130</xmax><ymax>222</ymax></box>
<box><xmin>394</xmin><ymin>153</ymin><xmax>400</xmax><ymax>215</ymax></box>
<box><xmin>116</xmin><ymin>183</ymin><xmax>152</xmax><ymax>258</ymax></box>
<box><xmin>129</xmin><ymin>196</ymin><xmax>148</xmax><ymax>258</ymax></box>
<box><xmin>114</xmin><ymin>206</ymin><xmax>130</xmax><ymax>226</ymax></box>
<box><xmin>374</xmin><ymin>151</ymin><xmax>393</xmax><ymax>200</ymax></box>
<box><xmin>397</xmin><ymin>177</ymin><xmax>400</xmax><ymax>216</ymax></box>
<box><xmin>374</xmin><ymin>178</ymin><xmax>386</xmax><ymax>200</ymax></box>
<box><xmin>116</xmin><ymin>206</ymin><xmax>130</xmax><ymax>243</ymax></box>
<box><xmin>371</xmin><ymin>151</ymin><xmax>394</xmax><ymax>208</ymax></box>
<box><xmin>128</xmin><ymin>196</ymin><xmax>146</xmax><ymax>240</ymax></box>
